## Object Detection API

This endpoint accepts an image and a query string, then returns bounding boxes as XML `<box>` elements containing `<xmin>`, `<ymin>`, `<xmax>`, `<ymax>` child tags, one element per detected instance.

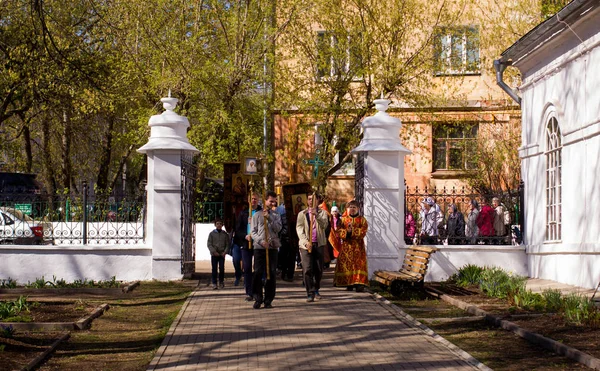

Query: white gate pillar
<box><xmin>138</xmin><ymin>95</ymin><xmax>199</xmax><ymax>280</ymax></box>
<box><xmin>351</xmin><ymin>99</ymin><xmax>411</xmax><ymax>277</ymax></box>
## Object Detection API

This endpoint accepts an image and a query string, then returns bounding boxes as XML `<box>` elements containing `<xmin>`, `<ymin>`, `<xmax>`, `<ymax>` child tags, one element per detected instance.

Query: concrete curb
<box><xmin>146</xmin><ymin>287</ymin><xmax>195</xmax><ymax>371</ymax></box>
<box><xmin>0</xmin><ymin>281</ymin><xmax>140</xmax><ymax>296</ymax></box>
<box><xmin>21</xmin><ymin>331</ymin><xmax>70</xmax><ymax>371</ymax></box>
<box><xmin>419</xmin><ymin>315</ymin><xmax>485</xmax><ymax>324</ymax></box>
<box><xmin>426</xmin><ymin>286</ymin><xmax>600</xmax><ymax>370</ymax></box>
<box><xmin>371</xmin><ymin>292</ymin><xmax>492</xmax><ymax>371</ymax></box>
<box><xmin>0</xmin><ymin>288</ymin><xmax>124</xmax><ymax>296</ymax></box>
<box><xmin>2</xmin><ymin>303</ymin><xmax>109</xmax><ymax>331</ymax></box>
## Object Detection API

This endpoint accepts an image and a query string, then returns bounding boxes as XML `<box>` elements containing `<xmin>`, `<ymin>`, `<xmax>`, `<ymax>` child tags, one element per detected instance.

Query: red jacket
<box><xmin>477</xmin><ymin>205</ymin><xmax>495</xmax><ymax>237</ymax></box>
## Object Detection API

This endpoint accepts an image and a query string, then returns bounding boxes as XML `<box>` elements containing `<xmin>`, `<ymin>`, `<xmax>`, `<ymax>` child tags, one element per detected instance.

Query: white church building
<box><xmin>496</xmin><ymin>0</ymin><xmax>600</xmax><ymax>289</ymax></box>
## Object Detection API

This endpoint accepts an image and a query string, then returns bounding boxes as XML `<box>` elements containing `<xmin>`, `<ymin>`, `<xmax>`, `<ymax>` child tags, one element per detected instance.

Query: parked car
<box><xmin>2</xmin><ymin>207</ymin><xmax>53</xmax><ymax>241</ymax></box>
<box><xmin>0</xmin><ymin>208</ymin><xmax>44</xmax><ymax>245</ymax></box>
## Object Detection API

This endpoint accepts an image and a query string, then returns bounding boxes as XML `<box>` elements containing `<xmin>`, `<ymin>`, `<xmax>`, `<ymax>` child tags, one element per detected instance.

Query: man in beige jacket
<box><xmin>296</xmin><ymin>193</ymin><xmax>329</xmax><ymax>302</ymax></box>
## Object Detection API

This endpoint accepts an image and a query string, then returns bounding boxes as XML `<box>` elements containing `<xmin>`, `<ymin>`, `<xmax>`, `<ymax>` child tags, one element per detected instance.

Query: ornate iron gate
<box><xmin>181</xmin><ymin>151</ymin><xmax>197</xmax><ymax>276</ymax></box>
<box><xmin>354</xmin><ymin>153</ymin><xmax>365</xmax><ymax>214</ymax></box>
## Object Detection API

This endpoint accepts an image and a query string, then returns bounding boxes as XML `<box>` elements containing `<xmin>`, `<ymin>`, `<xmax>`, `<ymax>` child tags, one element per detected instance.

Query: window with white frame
<box><xmin>433</xmin><ymin>26</ymin><xmax>480</xmax><ymax>76</ymax></box>
<box><xmin>433</xmin><ymin>123</ymin><xmax>479</xmax><ymax>171</ymax></box>
<box><xmin>316</xmin><ymin>31</ymin><xmax>362</xmax><ymax>79</ymax></box>
<box><xmin>545</xmin><ymin>116</ymin><xmax>562</xmax><ymax>241</ymax></box>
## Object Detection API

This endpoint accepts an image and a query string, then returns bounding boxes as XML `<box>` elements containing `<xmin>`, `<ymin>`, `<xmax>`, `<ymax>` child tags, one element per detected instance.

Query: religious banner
<box><xmin>243</xmin><ymin>156</ymin><xmax>260</xmax><ymax>175</ymax></box>
<box><xmin>282</xmin><ymin>182</ymin><xmax>312</xmax><ymax>252</ymax></box>
<box><xmin>223</xmin><ymin>162</ymin><xmax>242</xmax><ymax>233</ymax></box>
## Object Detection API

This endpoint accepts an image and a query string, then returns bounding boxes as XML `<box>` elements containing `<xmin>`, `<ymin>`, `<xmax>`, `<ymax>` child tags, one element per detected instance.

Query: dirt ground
<box><xmin>427</xmin><ymin>283</ymin><xmax>600</xmax><ymax>360</ymax></box>
<box><xmin>0</xmin><ymin>281</ymin><xmax>194</xmax><ymax>371</ymax></box>
<box><xmin>383</xmin><ymin>283</ymin><xmax>599</xmax><ymax>370</ymax></box>
<box><xmin>0</xmin><ymin>332</ymin><xmax>64</xmax><ymax>371</ymax></box>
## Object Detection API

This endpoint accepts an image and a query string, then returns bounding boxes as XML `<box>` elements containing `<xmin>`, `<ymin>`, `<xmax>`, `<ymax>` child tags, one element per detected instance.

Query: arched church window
<box><xmin>545</xmin><ymin>116</ymin><xmax>562</xmax><ymax>241</ymax></box>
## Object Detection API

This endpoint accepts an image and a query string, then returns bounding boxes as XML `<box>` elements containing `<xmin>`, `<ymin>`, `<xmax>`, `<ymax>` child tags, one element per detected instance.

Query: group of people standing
<box><xmin>208</xmin><ymin>191</ymin><xmax>369</xmax><ymax>309</ymax></box>
<box><xmin>405</xmin><ymin>196</ymin><xmax>511</xmax><ymax>245</ymax></box>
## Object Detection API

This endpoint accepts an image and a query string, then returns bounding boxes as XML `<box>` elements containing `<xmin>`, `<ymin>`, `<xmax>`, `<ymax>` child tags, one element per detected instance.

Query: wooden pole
<box><xmin>592</xmin><ymin>280</ymin><xmax>600</xmax><ymax>301</ymax></box>
<box><xmin>309</xmin><ymin>191</ymin><xmax>316</xmax><ymax>253</ymax></box>
<box><xmin>263</xmin><ymin>189</ymin><xmax>270</xmax><ymax>280</ymax></box>
<box><xmin>248</xmin><ymin>178</ymin><xmax>253</xmax><ymax>250</ymax></box>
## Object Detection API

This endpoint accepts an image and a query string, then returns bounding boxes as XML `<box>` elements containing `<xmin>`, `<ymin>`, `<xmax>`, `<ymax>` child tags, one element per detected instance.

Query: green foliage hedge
<box><xmin>450</xmin><ymin>265</ymin><xmax>600</xmax><ymax>328</ymax></box>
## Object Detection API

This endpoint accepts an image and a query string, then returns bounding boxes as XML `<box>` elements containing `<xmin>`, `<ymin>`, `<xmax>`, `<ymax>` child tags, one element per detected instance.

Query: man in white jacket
<box><xmin>296</xmin><ymin>193</ymin><xmax>329</xmax><ymax>302</ymax></box>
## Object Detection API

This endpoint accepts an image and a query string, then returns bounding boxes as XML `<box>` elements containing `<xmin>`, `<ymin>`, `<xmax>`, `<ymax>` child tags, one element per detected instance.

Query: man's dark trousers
<box><xmin>300</xmin><ymin>243</ymin><xmax>324</xmax><ymax>297</ymax></box>
<box><xmin>252</xmin><ymin>249</ymin><xmax>278</xmax><ymax>305</ymax></box>
<box><xmin>279</xmin><ymin>239</ymin><xmax>296</xmax><ymax>280</ymax></box>
<box><xmin>241</xmin><ymin>248</ymin><xmax>253</xmax><ymax>297</ymax></box>
<box><xmin>211</xmin><ymin>255</ymin><xmax>225</xmax><ymax>284</ymax></box>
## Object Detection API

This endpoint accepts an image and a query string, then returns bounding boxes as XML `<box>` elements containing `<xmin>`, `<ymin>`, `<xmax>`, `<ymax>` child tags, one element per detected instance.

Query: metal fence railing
<box><xmin>1</xmin><ymin>183</ymin><xmax>524</xmax><ymax>247</ymax></box>
<box><xmin>0</xmin><ymin>184</ymin><xmax>145</xmax><ymax>245</ymax></box>
<box><xmin>195</xmin><ymin>202</ymin><xmax>223</xmax><ymax>223</ymax></box>
<box><xmin>405</xmin><ymin>185</ymin><xmax>522</xmax><ymax>246</ymax></box>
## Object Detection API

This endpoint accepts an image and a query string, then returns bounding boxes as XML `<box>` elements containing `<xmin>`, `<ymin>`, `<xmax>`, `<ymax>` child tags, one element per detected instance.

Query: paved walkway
<box><xmin>148</xmin><ymin>263</ymin><xmax>486</xmax><ymax>371</ymax></box>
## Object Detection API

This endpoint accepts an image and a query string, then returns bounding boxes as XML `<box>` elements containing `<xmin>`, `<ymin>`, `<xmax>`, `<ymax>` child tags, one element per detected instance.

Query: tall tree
<box><xmin>461</xmin><ymin>0</ymin><xmax>563</xmax><ymax>194</ymax></box>
<box><xmin>275</xmin><ymin>0</ymin><xmax>462</xmax><ymax>190</ymax></box>
<box><xmin>0</xmin><ymin>0</ymin><xmax>276</xmax><ymax>195</ymax></box>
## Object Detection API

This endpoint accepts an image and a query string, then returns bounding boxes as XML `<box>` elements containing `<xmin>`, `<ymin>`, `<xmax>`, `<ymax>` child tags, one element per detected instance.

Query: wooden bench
<box><xmin>373</xmin><ymin>246</ymin><xmax>437</xmax><ymax>290</ymax></box>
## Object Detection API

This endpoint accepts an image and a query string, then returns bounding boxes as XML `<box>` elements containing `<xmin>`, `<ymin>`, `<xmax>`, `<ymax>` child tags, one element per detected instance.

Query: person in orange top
<box><xmin>334</xmin><ymin>200</ymin><xmax>369</xmax><ymax>292</ymax></box>
<box><xmin>328</xmin><ymin>206</ymin><xmax>342</xmax><ymax>259</ymax></box>
<box><xmin>318</xmin><ymin>200</ymin><xmax>334</xmax><ymax>268</ymax></box>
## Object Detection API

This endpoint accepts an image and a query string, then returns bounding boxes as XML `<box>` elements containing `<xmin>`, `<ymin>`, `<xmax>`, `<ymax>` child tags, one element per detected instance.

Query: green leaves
<box><xmin>453</xmin><ymin>264</ymin><xmax>485</xmax><ymax>287</ymax></box>
<box><xmin>0</xmin><ymin>297</ymin><xmax>32</xmax><ymax>321</ymax></box>
<box><xmin>1</xmin><ymin>0</ymin><xmax>274</xmax><ymax>191</ymax></box>
<box><xmin>451</xmin><ymin>265</ymin><xmax>600</xmax><ymax>327</ymax></box>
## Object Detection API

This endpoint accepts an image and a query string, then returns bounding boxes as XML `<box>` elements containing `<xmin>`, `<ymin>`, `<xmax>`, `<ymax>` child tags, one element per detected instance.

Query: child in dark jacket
<box><xmin>207</xmin><ymin>218</ymin><xmax>230</xmax><ymax>289</ymax></box>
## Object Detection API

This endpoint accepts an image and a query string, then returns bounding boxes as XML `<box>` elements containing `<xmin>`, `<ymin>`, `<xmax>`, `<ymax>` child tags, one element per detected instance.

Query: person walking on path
<box><xmin>274</xmin><ymin>200</ymin><xmax>287</xmax><ymax>272</ymax></box>
<box><xmin>296</xmin><ymin>192</ymin><xmax>329</xmax><ymax>302</ymax></box>
<box><xmin>207</xmin><ymin>218</ymin><xmax>230</xmax><ymax>289</ymax></box>
<box><xmin>319</xmin><ymin>200</ymin><xmax>334</xmax><ymax>269</ymax></box>
<box><xmin>251</xmin><ymin>190</ymin><xmax>282</xmax><ymax>309</ymax></box>
<box><xmin>276</xmin><ymin>201</ymin><xmax>295</xmax><ymax>282</ymax></box>
<box><xmin>334</xmin><ymin>200</ymin><xmax>369</xmax><ymax>292</ymax></box>
<box><xmin>233</xmin><ymin>192</ymin><xmax>262</xmax><ymax>301</ymax></box>
<box><xmin>329</xmin><ymin>206</ymin><xmax>342</xmax><ymax>259</ymax></box>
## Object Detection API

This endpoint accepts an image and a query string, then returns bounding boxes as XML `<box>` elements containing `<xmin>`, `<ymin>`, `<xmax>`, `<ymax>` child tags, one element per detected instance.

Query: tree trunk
<box><xmin>41</xmin><ymin>115</ymin><xmax>56</xmax><ymax>198</ymax></box>
<box><xmin>96</xmin><ymin>116</ymin><xmax>114</xmax><ymax>199</ymax></box>
<box><xmin>61</xmin><ymin>110</ymin><xmax>72</xmax><ymax>191</ymax></box>
<box><xmin>109</xmin><ymin>144</ymin><xmax>134</xmax><ymax>196</ymax></box>
<box><xmin>17</xmin><ymin>113</ymin><xmax>33</xmax><ymax>173</ymax></box>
